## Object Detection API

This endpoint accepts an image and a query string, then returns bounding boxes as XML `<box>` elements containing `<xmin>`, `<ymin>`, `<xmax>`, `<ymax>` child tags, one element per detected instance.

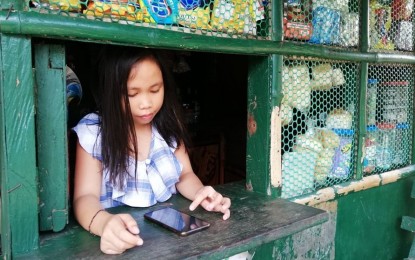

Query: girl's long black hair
<box><xmin>95</xmin><ymin>45</ymin><xmax>189</xmax><ymax>189</ymax></box>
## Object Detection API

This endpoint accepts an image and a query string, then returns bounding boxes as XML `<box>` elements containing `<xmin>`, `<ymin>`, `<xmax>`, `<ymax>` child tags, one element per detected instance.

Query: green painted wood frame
<box><xmin>34</xmin><ymin>44</ymin><xmax>68</xmax><ymax>232</ymax></box>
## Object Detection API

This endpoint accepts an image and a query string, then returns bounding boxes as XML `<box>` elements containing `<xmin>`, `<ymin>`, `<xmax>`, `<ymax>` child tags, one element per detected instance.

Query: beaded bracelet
<box><xmin>88</xmin><ymin>209</ymin><xmax>105</xmax><ymax>235</ymax></box>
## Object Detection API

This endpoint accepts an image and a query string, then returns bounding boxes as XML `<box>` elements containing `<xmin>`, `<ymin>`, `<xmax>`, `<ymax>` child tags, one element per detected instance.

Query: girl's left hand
<box><xmin>189</xmin><ymin>186</ymin><xmax>231</xmax><ymax>220</ymax></box>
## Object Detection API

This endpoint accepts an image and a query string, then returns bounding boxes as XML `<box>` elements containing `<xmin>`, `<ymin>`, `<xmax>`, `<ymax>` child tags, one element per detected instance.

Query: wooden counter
<box><xmin>17</xmin><ymin>182</ymin><xmax>328</xmax><ymax>259</ymax></box>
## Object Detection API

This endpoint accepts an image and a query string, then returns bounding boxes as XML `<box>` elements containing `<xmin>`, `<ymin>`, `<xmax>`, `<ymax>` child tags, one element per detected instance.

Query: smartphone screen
<box><xmin>144</xmin><ymin>207</ymin><xmax>210</xmax><ymax>236</ymax></box>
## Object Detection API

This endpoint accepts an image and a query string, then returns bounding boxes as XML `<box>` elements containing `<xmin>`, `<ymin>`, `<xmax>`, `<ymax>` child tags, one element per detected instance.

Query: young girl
<box><xmin>72</xmin><ymin>46</ymin><xmax>231</xmax><ymax>255</ymax></box>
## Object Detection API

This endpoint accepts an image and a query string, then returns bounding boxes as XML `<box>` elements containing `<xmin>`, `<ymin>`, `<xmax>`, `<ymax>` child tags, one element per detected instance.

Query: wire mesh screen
<box><xmin>363</xmin><ymin>65</ymin><xmax>414</xmax><ymax>176</ymax></box>
<box><xmin>27</xmin><ymin>0</ymin><xmax>270</xmax><ymax>39</ymax></box>
<box><xmin>283</xmin><ymin>0</ymin><xmax>360</xmax><ymax>48</ymax></box>
<box><xmin>280</xmin><ymin>58</ymin><xmax>359</xmax><ymax>198</ymax></box>
<box><xmin>369</xmin><ymin>0</ymin><xmax>414</xmax><ymax>52</ymax></box>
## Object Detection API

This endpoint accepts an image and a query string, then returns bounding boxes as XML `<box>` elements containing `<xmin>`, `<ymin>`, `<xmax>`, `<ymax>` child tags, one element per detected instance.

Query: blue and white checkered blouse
<box><xmin>73</xmin><ymin>113</ymin><xmax>183</xmax><ymax>208</ymax></box>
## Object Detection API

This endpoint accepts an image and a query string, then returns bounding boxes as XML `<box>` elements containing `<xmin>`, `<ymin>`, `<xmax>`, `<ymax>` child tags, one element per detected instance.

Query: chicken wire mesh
<box><xmin>369</xmin><ymin>0</ymin><xmax>414</xmax><ymax>52</ymax></box>
<box><xmin>27</xmin><ymin>0</ymin><xmax>270</xmax><ymax>39</ymax></box>
<box><xmin>363</xmin><ymin>65</ymin><xmax>414</xmax><ymax>176</ymax></box>
<box><xmin>280</xmin><ymin>57</ymin><xmax>359</xmax><ymax>198</ymax></box>
<box><xmin>283</xmin><ymin>0</ymin><xmax>361</xmax><ymax>48</ymax></box>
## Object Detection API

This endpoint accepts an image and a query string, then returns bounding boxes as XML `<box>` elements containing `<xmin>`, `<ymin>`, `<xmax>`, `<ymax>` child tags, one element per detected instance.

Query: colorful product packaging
<box><xmin>177</xmin><ymin>0</ymin><xmax>211</xmax><ymax>30</ymax></box>
<box><xmin>211</xmin><ymin>0</ymin><xmax>264</xmax><ymax>35</ymax></box>
<box><xmin>369</xmin><ymin>2</ymin><xmax>394</xmax><ymax>50</ymax></box>
<box><xmin>139</xmin><ymin>0</ymin><xmax>178</xmax><ymax>24</ymax></box>
<box><xmin>83</xmin><ymin>0</ymin><xmax>144</xmax><ymax>21</ymax></box>
<box><xmin>395</xmin><ymin>21</ymin><xmax>413</xmax><ymax>51</ymax></box>
<box><xmin>48</xmin><ymin>0</ymin><xmax>83</xmax><ymax>11</ymax></box>
<box><xmin>309</xmin><ymin>6</ymin><xmax>341</xmax><ymax>45</ymax></box>
<box><xmin>284</xmin><ymin>18</ymin><xmax>313</xmax><ymax>40</ymax></box>
<box><xmin>329</xmin><ymin>128</ymin><xmax>354</xmax><ymax>179</ymax></box>
<box><xmin>340</xmin><ymin>12</ymin><xmax>359</xmax><ymax>47</ymax></box>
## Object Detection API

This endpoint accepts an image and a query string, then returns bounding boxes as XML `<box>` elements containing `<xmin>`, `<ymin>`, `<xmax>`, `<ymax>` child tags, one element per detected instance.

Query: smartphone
<box><xmin>144</xmin><ymin>207</ymin><xmax>210</xmax><ymax>236</ymax></box>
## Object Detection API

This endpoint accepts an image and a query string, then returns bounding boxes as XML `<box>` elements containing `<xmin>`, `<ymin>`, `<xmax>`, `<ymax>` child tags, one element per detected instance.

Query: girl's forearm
<box><xmin>176</xmin><ymin>171</ymin><xmax>204</xmax><ymax>201</ymax></box>
<box><xmin>73</xmin><ymin>195</ymin><xmax>111</xmax><ymax>236</ymax></box>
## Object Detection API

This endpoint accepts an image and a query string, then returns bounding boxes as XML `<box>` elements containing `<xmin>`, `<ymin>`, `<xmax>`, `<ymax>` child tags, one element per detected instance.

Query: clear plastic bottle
<box><xmin>366</xmin><ymin>79</ymin><xmax>377</xmax><ymax>126</ymax></box>
<box><xmin>376</xmin><ymin>123</ymin><xmax>396</xmax><ymax>170</ymax></box>
<box><xmin>363</xmin><ymin>125</ymin><xmax>378</xmax><ymax>174</ymax></box>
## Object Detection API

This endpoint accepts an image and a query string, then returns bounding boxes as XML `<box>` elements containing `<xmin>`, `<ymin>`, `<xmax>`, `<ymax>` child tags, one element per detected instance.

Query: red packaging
<box><xmin>284</xmin><ymin>19</ymin><xmax>313</xmax><ymax>40</ymax></box>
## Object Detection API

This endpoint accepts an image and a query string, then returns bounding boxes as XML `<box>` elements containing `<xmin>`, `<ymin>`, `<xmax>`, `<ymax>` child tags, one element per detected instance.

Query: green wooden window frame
<box><xmin>0</xmin><ymin>0</ymin><xmax>414</xmax><ymax>257</ymax></box>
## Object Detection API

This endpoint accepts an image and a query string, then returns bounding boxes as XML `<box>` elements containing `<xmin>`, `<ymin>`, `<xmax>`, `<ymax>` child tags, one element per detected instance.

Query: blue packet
<box><xmin>309</xmin><ymin>6</ymin><xmax>341</xmax><ymax>45</ymax></box>
<box><xmin>140</xmin><ymin>0</ymin><xmax>178</xmax><ymax>24</ymax></box>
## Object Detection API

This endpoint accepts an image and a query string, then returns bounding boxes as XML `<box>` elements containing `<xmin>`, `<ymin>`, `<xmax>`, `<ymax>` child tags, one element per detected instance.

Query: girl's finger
<box><xmin>189</xmin><ymin>186</ymin><xmax>213</xmax><ymax>210</ymax></box>
<box><xmin>118</xmin><ymin>228</ymin><xmax>143</xmax><ymax>247</ymax></box>
<box><xmin>119</xmin><ymin>214</ymin><xmax>140</xmax><ymax>235</ymax></box>
<box><xmin>222</xmin><ymin>209</ymin><xmax>231</xmax><ymax>220</ymax></box>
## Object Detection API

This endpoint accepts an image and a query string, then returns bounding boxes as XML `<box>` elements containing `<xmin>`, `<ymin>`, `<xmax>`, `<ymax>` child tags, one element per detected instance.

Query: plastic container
<box><xmin>393</xmin><ymin>122</ymin><xmax>411</xmax><ymax>166</ymax></box>
<box><xmin>363</xmin><ymin>125</ymin><xmax>378</xmax><ymax>174</ymax></box>
<box><xmin>329</xmin><ymin>128</ymin><xmax>354</xmax><ymax>179</ymax></box>
<box><xmin>366</xmin><ymin>79</ymin><xmax>377</xmax><ymax>126</ymax></box>
<box><xmin>376</xmin><ymin>123</ymin><xmax>396</xmax><ymax>170</ymax></box>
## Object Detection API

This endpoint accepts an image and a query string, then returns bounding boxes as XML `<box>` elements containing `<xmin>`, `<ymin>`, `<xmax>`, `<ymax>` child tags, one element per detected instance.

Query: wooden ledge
<box><xmin>17</xmin><ymin>182</ymin><xmax>328</xmax><ymax>259</ymax></box>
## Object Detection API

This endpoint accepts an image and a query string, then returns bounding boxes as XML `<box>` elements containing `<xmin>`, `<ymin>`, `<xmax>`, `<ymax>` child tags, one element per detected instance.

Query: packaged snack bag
<box><xmin>83</xmin><ymin>0</ymin><xmax>144</xmax><ymax>21</ymax></box>
<box><xmin>395</xmin><ymin>21</ymin><xmax>413</xmax><ymax>51</ymax></box>
<box><xmin>329</xmin><ymin>128</ymin><xmax>354</xmax><ymax>179</ymax></box>
<box><xmin>139</xmin><ymin>0</ymin><xmax>178</xmax><ymax>24</ymax></box>
<box><xmin>243</xmin><ymin>0</ymin><xmax>265</xmax><ymax>35</ymax></box>
<box><xmin>392</xmin><ymin>0</ymin><xmax>413</xmax><ymax>20</ymax></box>
<box><xmin>311</xmin><ymin>0</ymin><xmax>348</xmax><ymax>13</ymax></box>
<box><xmin>49</xmin><ymin>0</ymin><xmax>83</xmax><ymax>11</ymax></box>
<box><xmin>282</xmin><ymin>65</ymin><xmax>311</xmax><ymax>112</ymax></box>
<box><xmin>340</xmin><ymin>12</ymin><xmax>359</xmax><ymax>47</ymax></box>
<box><xmin>210</xmin><ymin>0</ymin><xmax>246</xmax><ymax>34</ymax></box>
<box><xmin>177</xmin><ymin>0</ymin><xmax>211</xmax><ymax>30</ymax></box>
<box><xmin>369</xmin><ymin>1</ymin><xmax>394</xmax><ymax>50</ymax></box>
<box><xmin>309</xmin><ymin>63</ymin><xmax>334</xmax><ymax>91</ymax></box>
<box><xmin>309</xmin><ymin>6</ymin><xmax>341</xmax><ymax>44</ymax></box>
<box><xmin>211</xmin><ymin>0</ymin><xmax>246</xmax><ymax>34</ymax></box>
<box><xmin>284</xmin><ymin>18</ymin><xmax>313</xmax><ymax>40</ymax></box>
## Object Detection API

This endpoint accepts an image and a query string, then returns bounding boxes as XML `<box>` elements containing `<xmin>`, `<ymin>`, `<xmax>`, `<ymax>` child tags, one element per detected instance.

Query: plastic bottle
<box><xmin>376</xmin><ymin>123</ymin><xmax>396</xmax><ymax>170</ymax></box>
<box><xmin>367</xmin><ymin>79</ymin><xmax>377</xmax><ymax>126</ymax></box>
<box><xmin>363</xmin><ymin>125</ymin><xmax>378</xmax><ymax>174</ymax></box>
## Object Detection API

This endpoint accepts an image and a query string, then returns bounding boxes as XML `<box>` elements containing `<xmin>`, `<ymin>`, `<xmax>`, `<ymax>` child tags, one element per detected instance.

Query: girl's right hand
<box><xmin>100</xmin><ymin>214</ymin><xmax>144</xmax><ymax>254</ymax></box>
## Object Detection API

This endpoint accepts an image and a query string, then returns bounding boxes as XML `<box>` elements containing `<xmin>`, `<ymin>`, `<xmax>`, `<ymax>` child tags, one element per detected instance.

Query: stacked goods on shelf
<box><xmin>83</xmin><ymin>0</ymin><xmax>144</xmax><ymax>21</ymax></box>
<box><xmin>30</xmin><ymin>0</ymin><xmax>266</xmax><ymax>35</ymax></box>
<box><xmin>283</xmin><ymin>0</ymin><xmax>359</xmax><ymax>47</ymax></box>
<box><xmin>370</xmin><ymin>0</ymin><xmax>413</xmax><ymax>51</ymax></box>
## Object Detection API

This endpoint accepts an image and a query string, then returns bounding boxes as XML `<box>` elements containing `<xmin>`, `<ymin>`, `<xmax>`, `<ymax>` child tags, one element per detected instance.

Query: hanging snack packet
<box><xmin>369</xmin><ymin>2</ymin><xmax>394</xmax><ymax>50</ymax></box>
<box><xmin>177</xmin><ymin>0</ymin><xmax>211</xmax><ymax>30</ymax></box>
<box><xmin>395</xmin><ymin>21</ymin><xmax>413</xmax><ymax>51</ymax></box>
<box><xmin>309</xmin><ymin>6</ymin><xmax>341</xmax><ymax>45</ymax></box>
<box><xmin>282</xmin><ymin>65</ymin><xmax>311</xmax><ymax>112</ymax></box>
<box><xmin>211</xmin><ymin>0</ymin><xmax>247</xmax><ymax>34</ymax></box>
<box><xmin>311</xmin><ymin>0</ymin><xmax>348</xmax><ymax>13</ymax></box>
<box><xmin>392</xmin><ymin>0</ymin><xmax>413</xmax><ymax>21</ymax></box>
<box><xmin>139</xmin><ymin>0</ymin><xmax>178</xmax><ymax>24</ymax></box>
<box><xmin>83</xmin><ymin>0</ymin><xmax>144</xmax><ymax>21</ymax></box>
<box><xmin>309</xmin><ymin>63</ymin><xmax>334</xmax><ymax>91</ymax></box>
<box><xmin>243</xmin><ymin>0</ymin><xmax>265</xmax><ymax>35</ymax></box>
<box><xmin>49</xmin><ymin>0</ymin><xmax>83</xmax><ymax>11</ymax></box>
<box><xmin>340</xmin><ymin>12</ymin><xmax>359</xmax><ymax>47</ymax></box>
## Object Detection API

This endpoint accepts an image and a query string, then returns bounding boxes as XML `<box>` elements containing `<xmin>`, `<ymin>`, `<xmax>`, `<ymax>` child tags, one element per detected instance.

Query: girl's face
<box><xmin>127</xmin><ymin>57</ymin><xmax>164</xmax><ymax>128</ymax></box>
